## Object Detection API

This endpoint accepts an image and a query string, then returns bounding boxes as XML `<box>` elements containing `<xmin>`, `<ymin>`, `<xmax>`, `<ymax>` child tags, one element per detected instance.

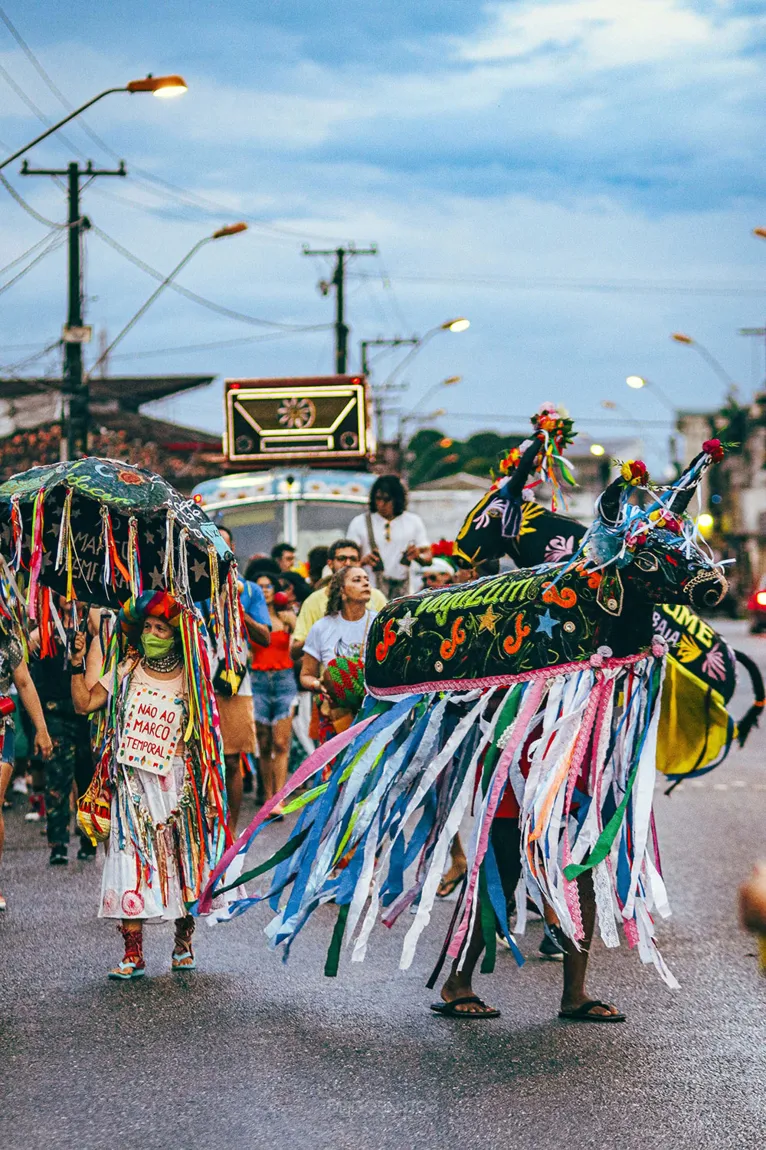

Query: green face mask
<box><xmin>141</xmin><ymin>633</ymin><xmax>176</xmax><ymax>660</ymax></box>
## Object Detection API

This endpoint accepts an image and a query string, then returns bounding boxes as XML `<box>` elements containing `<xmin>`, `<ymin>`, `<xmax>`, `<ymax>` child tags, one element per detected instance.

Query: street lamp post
<box><xmin>624</xmin><ymin>376</ymin><xmax>679</xmax><ymax>472</ymax></box>
<box><xmin>670</xmin><ymin>333</ymin><xmax>737</xmax><ymax>393</ymax></box>
<box><xmin>87</xmin><ymin>223</ymin><xmax>248</xmax><ymax>379</ymax></box>
<box><xmin>79</xmin><ymin>223</ymin><xmax>247</xmax><ymax>455</ymax></box>
<box><xmin>0</xmin><ymin>75</ymin><xmax>188</xmax><ymax>171</ymax></box>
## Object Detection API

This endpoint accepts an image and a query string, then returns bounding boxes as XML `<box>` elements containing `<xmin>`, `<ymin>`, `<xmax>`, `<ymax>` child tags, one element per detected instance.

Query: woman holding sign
<box><xmin>71</xmin><ymin>591</ymin><xmax>225</xmax><ymax>981</ymax></box>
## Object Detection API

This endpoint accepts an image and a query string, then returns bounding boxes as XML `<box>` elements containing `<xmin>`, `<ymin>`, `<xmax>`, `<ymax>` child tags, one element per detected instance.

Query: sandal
<box><xmin>430</xmin><ymin>994</ymin><xmax>500</xmax><ymax>1020</ymax></box>
<box><xmin>108</xmin><ymin>958</ymin><xmax>146</xmax><ymax>981</ymax></box>
<box><xmin>172</xmin><ymin>947</ymin><xmax>196</xmax><ymax>971</ymax></box>
<box><xmin>558</xmin><ymin>999</ymin><xmax>626</xmax><ymax>1023</ymax></box>
<box><xmin>436</xmin><ymin>870</ymin><xmax>466</xmax><ymax>899</ymax></box>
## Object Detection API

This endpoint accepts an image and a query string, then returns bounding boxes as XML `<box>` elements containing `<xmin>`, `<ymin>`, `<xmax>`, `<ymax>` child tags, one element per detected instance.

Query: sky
<box><xmin>2</xmin><ymin>0</ymin><xmax>766</xmax><ymax>474</ymax></box>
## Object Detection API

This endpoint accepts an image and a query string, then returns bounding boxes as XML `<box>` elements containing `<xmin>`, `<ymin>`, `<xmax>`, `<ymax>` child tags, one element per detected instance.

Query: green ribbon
<box><xmin>324</xmin><ymin>903</ymin><xmax>350</xmax><ymax>977</ymax></box>
<box><xmin>214</xmin><ymin>826</ymin><xmax>310</xmax><ymax>897</ymax></box>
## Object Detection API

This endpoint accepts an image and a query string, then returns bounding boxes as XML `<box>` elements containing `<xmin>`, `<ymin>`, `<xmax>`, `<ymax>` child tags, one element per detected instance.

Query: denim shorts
<box><xmin>250</xmin><ymin>668</ymin><xmax>297</xmax><ymax>724</ymax></box>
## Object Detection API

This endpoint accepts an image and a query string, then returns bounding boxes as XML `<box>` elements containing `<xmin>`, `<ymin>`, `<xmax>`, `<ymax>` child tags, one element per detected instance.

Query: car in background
<box><xmin>747</xmin><ymin>576</ymin><xmax>766</xmax><ymax>632</ymax></box>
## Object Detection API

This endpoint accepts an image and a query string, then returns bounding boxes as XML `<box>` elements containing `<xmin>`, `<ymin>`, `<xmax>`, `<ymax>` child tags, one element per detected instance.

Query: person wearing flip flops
<box><xmin>71</xmin><ymin>592</ymin><xmax>224</xmax><ymax>981</ymax></box>
<box><xmin>431</xmin><ymin>813</ymin><xmax>625</xmax><ymax>1024</ymax></box>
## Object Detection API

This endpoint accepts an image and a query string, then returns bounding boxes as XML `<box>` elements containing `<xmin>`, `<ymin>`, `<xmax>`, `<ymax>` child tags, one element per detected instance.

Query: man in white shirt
<box><xmin>347</xmin><ymin>475</ymin><xmax>431</xmax><ymax>599</ymax></box>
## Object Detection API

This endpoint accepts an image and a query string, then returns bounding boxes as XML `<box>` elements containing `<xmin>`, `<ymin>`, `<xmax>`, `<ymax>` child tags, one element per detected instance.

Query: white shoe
<box><xmin>24</xmin><ymin>810</ymin><xmax>41</xmax><ymax>822</ymax></box>
<box><xmin>11</xmin><ymin>777</ymin><xmax>27</xmax><ymax>795</ymax></box>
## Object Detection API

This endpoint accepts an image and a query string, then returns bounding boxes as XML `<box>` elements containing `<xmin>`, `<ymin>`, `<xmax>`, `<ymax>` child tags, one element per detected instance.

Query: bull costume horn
<box><xmin>660</xmin><ymin>439</ymin><xmax>726</xmax><ymax>515</ymax></box>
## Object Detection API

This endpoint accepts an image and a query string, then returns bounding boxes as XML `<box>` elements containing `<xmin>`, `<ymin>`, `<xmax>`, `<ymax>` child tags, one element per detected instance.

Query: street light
<box><xmin>624</xmin><ymin>375</ymin><xmax>676</xmax><ymax>414</ymax></box>
<box><xmin>86</xmin><ymin>222</ymin><xmax>247</xmax><ymax>378</ymax></box>
<box><xmin>670</xmin><ymin>332</ymin><xmax>736</xmax><ymax>391</ymax></box>
<box><xmin>0</xmin><ymin>74</ymin><xmax>188</xmax><ymax>171</ymax></box>
<box><xmin>383</xmin><ymin>317</ymin><xmax>471</xmax><ymax>388</ymax></box>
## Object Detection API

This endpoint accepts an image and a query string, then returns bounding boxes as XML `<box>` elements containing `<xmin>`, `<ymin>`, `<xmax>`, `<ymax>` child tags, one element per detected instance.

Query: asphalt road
<box><xmin>2</xmin><ymin>620</ymin><xmax>766</xmax><ymax>1150</ymax></box>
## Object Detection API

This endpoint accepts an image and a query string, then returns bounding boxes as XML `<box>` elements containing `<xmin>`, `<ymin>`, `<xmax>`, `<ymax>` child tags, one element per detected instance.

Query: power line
<box><xmin>0</xmin><ymin>6</ymin><xmax>352</xmax><ymax>245</ymax></box>
<box><xmin>90</xmin><ymin>224</ymin><xmax>335</xmax><ymax>332</ymax></box>
<box><xmin>0</xmin><ymin>338</ymin><xmax>61</xmax><ymax>376</ymax></box>
<box><xmin>0</xmin><ymin>60</ymin><xmax>86</xmax><ymax>164</ymax></box>
<box><xmin>0</xmin><ymin>171</ymin><xmax>68</xmax><ymax>227</ymax></box>
<box><xmin>350</xmin><ymin>270</ymin><xmax>766</xmax><ymax>298</ymax></box>
<box><xmin>0</xmin><ymin>231</ymin><xmax>66</xmax><ymax>296</ymax></box>
<box><xmin>108</xmin><ymin>327</ymin><xmax>330</xmax><ymax>361</ymax></box>
<box><xmin>0</xmin><ymin>229</ymin><xmax>61</xmax><ymax>276</ymax></box>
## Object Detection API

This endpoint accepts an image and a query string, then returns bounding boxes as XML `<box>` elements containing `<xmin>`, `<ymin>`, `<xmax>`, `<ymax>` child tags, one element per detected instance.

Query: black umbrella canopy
<box><xmin>0</xmin><ymin>458</ymin><xmax>233</xmax><ymax>609</ymax></box>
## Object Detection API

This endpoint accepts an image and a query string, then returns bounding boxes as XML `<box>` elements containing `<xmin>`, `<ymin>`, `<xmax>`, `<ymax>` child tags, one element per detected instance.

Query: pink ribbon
<box><xmin>447</xmin><ymin>678</ymin><xmax>546</xmax><ymax>960</ymax></box>
<box><xmin>197</xmin><ymin>714</ymin><xmax>375</xmax><ymax>913</ymax></box>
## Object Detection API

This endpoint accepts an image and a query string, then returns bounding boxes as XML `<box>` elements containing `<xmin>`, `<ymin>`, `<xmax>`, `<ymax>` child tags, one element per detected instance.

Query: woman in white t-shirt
<box><xmin>300</xmin><ymin>567</ymin><xmax>377</xmax><ymax>741</ymax></box>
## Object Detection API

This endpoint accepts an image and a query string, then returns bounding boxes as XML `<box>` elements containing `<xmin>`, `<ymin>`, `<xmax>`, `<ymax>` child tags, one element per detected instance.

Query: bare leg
<box><xmin>438</xmin><ymin>819</ymin><xmax>520</xmax><ymax>1016</ymax></box>
<box><xmin>437</xmin><ymin>833</ymin><xmax>468</xmax><ymax>896</ymax></box>
<box><xmin>0</xmin><ymin>761</ymin><xmax>11</xmax><ymax>907</ymax></box>
<box><xmin>225</xmin><ymin>753</ymin><xmax>243</xmax><ymax>833</ymax></box>
<box><xmin>269</xmin><ymin>716</ymin><xmax>293</xmax><ymax>808</ymax></box>
<box><xmin>256</xmin><ymin>722</ymin><xmax>275</xmax><ymax>801</ymax></box>
<box><xmin>559</xmin><ymin>871</ymin><xmax>623</xmax><ymax>1018</ymax></box>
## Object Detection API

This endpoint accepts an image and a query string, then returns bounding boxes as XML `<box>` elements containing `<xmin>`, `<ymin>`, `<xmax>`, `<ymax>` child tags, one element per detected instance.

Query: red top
<box><xmin>251</xmin><ymin>629</ymin><xmax>294</xmax><ymax>672</ymax></box>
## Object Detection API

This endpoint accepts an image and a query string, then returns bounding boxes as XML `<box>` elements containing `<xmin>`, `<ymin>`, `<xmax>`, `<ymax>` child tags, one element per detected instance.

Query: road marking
<box><xmin>713</xmin><ymin>783</ymin><xmax>729</xmax><ymax>790</ymax></box>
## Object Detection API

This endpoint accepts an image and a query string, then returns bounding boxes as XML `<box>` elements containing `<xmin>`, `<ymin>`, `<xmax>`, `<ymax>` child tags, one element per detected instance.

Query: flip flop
<box><xmin>558</xmin><ymin>999</ymin><xmax>626</xmax><ymax>1023</ymax></box>
<box><xmin>107</xmin><ymin>959</ymin><xmax>146</xmax><ymax>981</ymax></box>
<box><xmin>436</xmin><ymin>871</ymin><xmax>466</xmax><ymax>899</ymax></box>
<box><xmin>430</xmin><ymin>995</ymin><xmax>501</xmax><ymax>1019</ymax></box>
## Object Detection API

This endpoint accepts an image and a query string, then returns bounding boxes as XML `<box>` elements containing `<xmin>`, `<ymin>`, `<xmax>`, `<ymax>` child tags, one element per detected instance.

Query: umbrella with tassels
<box><xmin>0</xmin><ymin>457</ymin><xmax>233</xmax><ymax>610</ymax></box>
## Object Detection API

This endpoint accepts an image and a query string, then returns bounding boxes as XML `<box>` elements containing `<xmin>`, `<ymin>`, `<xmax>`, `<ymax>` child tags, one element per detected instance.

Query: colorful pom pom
<box><xmin>620</xmin><ymin>460</ymin><xmax>649</xmax><ymax>486</ymax></box>
<box><xmin>702</xmin><ymin>438</ymin><xmax>725</xmax><ymax>463</ymax></box>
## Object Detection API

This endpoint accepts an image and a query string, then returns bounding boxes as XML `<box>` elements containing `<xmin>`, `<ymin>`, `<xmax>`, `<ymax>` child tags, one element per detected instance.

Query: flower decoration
<box><xmin>498</xmin><ymin>446</ymin><xmax>521</xmax><ymax>475</ymax></box>
<box><xmin>651</xmin><ymin>636</ymin><xmax>669</xmax><ymax>658</ymax></box>
<box><xmin>118</xmin><ymin>469</ymin><xmax>144</xmax><ymax>485</ymax></box>
<box><xmin>619</xmin><ymin>460</ymin><xmax>649</xmax><ymax>487</ymax></box>
<box><xmin>625</xmin><ymin>521</ymin><xmax>651</xmax><ymax>550</ymax></box>
<box><xmin>431</xmin><ymin>539</ymin><xmax>455</xmax><ymax>558</ymax></box>
<box><xmin>589</xmin><ymin>644</ymin><xmax>613</xmax><ymax>668</ymax></box>
<box><xmin>648</xmin><ymin>508</ymin><xmax>683</xmax><ymax>534</ymax></box>
<box><xmin>702</xmin><ymin>438</ymin><xmax>725</xmax><ymax>463</ymax></box>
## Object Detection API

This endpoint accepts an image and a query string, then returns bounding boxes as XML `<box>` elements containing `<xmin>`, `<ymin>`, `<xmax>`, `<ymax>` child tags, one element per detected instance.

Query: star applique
<box><xmin>478</xmin><ymin>604</ymin><xmax>500</xmax><ymax>634</ymax></box>
<box><xmin>397</xmin><ymin>610</ymin><xmax>416</xmax><ymax>636</ymax></box>
<box><xmin>535</xmin><ymin>609</ymin><xmax>560</xmax><ymax>638</ymax></box>
<box><xmin>191</xmin><ymin>557</ymin><xmax>208</xmax><ymax>583</ymax></box>
<box><xmin>144</xmin><ymin>529</ymin><xmax>155</xmax><ymax>545</ymax></box>
<box><xmin>149</xmin><ymin>566</ymin><xmax>164</xmax><ymax>588</ymax></box>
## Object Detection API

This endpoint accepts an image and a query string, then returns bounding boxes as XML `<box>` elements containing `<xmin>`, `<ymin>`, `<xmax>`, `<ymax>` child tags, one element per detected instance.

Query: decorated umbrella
<box><xmin>0</xmin><ymin>458</ymin><xmax>233</xmax><ymax>612</ymax></box>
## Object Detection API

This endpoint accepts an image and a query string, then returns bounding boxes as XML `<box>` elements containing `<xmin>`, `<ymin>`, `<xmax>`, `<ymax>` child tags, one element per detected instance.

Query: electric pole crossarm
<box><xmin>20</xmin><ymin>160</ymin><xmax>128</xmax><ymax>458</ymax></box>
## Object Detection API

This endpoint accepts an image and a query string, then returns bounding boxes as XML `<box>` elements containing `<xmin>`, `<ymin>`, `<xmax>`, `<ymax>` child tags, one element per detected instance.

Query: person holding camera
<box><xmin>347</xmin><ymin>475</ymin><xmax>431</xmax><ymax>600</ymax></box>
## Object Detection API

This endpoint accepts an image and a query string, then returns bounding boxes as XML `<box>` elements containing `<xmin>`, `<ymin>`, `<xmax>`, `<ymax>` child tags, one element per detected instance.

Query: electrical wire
<box><xmin>0</xmin><ymin>338</ymin><xmax>62</xmax><ymax>376</ymax></box>
<box><xmin>0</xmin><ymin>230</ymin><xmax>61</xmax><ymax>276</ymax></box>
<box><xmin>90</xmin><ymin>223</ymin><xmax>335</xmax><ymax>332</ymax></box>
<box><xmin>0</xmin><ymin>6</ymin><xmax>354</xmax><ymax>245</ymax></box>
<box><xmin>0</xmin><ymin>231</ymin><xmax>66</xmax><ymax>296</ymax></box>
<box><xmin>109</xmin><ymin>327</ymin><xmax>331</xmax><ymax>361</ymax></box>
<box><xmin>350</xmin><ymin>270</ymin><xmax>766</xmax><ymax>298</ymax></box>
<box><xmin>0</xmin><ymin>172</ymin><xmax>68</xmax><ymax>227</ymax></box>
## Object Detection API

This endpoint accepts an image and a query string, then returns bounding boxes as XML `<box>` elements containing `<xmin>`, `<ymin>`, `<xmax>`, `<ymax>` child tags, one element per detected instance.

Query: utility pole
<box><xmin>21</xmin><ymin>159</ymin><xmax>126</xmax><ymax>458</ymax></box>
<box><xmin>303</xmin><ymin>244</ymin><xmax>377</xmax><ymax>373</ymax></box>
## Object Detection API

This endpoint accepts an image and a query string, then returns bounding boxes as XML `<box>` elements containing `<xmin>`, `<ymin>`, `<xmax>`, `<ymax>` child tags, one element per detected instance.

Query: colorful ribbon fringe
<box><xmin>198</xmin><ymin>650</ymin><xmax>677</xmax><ymax>988</ymax></box>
